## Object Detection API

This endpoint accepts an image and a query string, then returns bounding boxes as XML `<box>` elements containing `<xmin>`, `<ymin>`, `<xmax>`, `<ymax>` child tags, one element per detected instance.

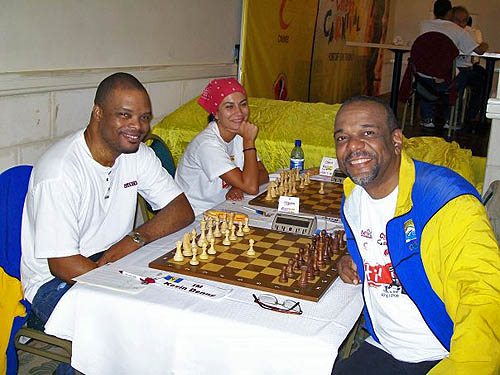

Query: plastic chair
<box><xmin>399</xmin><ymin>32</ymin><xmax>459</xmax><ymax>135</ymax></box>
<box><xmin>138</xmin><ymin>133</ymin><xmax>177</xmax><ymax>222</ymax></box>
<box><xmin>0</xmin><ymin>165</ymin><xmax>71</xmax><ymax>374</ymax></box>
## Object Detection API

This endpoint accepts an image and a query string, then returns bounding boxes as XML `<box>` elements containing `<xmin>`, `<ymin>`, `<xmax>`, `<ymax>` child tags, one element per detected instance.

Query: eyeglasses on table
<box><xmin>252</xmin><ymin>293</ymin><xmax>303</xmax><ymax>315</ymax></box>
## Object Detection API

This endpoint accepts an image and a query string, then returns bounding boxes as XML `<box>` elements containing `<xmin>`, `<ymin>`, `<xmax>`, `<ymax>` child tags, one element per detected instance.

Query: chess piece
<box><xmin>191</xmin><ymin>228</ymin><xmax>197</xmax><ymax>240</ymax></box>
<box><xmin>236</xmin><ymin>221</ymin><xmax>244</xmax><ymax>237</ymax></box>
<box><xmin>173</xmin><ymin>241</ymin><xmax>184</xmax><ymax>262</ymax></box>
<box><xmin>299</xmin><ymin>176</ymin><xmax>305</xmax><ymax>189</ymax></box>
<box><xmin>199</xmin><ymin>243</ymin><xmax>209</xmax><ymax>260</ymax></box>
<box><xmin>265</xmin><ymin>186</ymin><xmax>272</xmax><ymax>201</ymax></box>
<box><xmin>206</xmin><ymin>221</ymin><xmax>214</xmax><ymax>242</ymax></box>
<box><xmin>191</xmin><ymin>235</ymin><xmax>198</xmax><ymax>253</ymax></box>
<box><xmin>207</xmin><ymin>238</ymin><xmax>216</xmax><ymax>255</ymax></box>
<box><xmin>318</xmin><ymin>182</ymin><xmax>325</xmax><ymax>195</ymax></box>
<box><xmin>286</xmin><ymin>259</ymin><xmax>297</xmax><ymax>278</ymax></box>
<box><xmin>243</xmin><ymin>217</ymin><xmax>250</xmax><ymax>233</ymax></box>
<box><xmin>229</xmin><ymin>224</ymin><xmax>237</xmax><ymax>241</ymax></box>
<box><xmin>189</xmin><ymin>247</ymin><xmax>199</xmax><ymax>266</ymax></box>
<box><xmin>304</xmin><ymin>172</ymin><xmax>310</xmax><ymax>185</ymax></box>
<box><xmin>299</xmin><ymin>265</ymin><xmax>309</xmax><ymax>287</ymax></box>
<box><xmin>221</xmin><ymin>218</ymin><xmax>228</xmax><ymax>236</ymax></box>
<box><xmin>222</xmin><ymin>230</ymin><xmax>231</xmax><ymax>246</ymax></box>
<box><xmin>182</xmin><ymin>233</ymin><xmax>192</xmax><ymax>256</ymax></box>
<box><xmin>198</xmin><ymin>221</ymin><xmax>207</xmax><ymax>247</ymax></box>
<box><xmin>271</xmin><ymin>184</ymin><xmax>277</xmax><ymax>198</ymax></box>
<box><xmin>279</xmin><ymin>266</ymin><xmax>288</xmax><ymax>283</ymax></box>
<box><xmin>291</xmin><ymin>181</ymin><xmax>297</xmax><ymax>195</ymax></box>
<box><xmin>247</xmin><ymin>239</ymin><xmax>256</xmax><ymax>256</ymax></box>
<box><xmin>214</xmin><ymin>217</ymin><xmax>222</xmax><ymax>238</ymax></box>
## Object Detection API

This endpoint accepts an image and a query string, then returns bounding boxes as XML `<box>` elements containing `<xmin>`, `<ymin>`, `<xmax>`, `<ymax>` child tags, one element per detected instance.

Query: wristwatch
<box><xmin>127</xmin><ymin>231</ymin><xmax>146</xmax><ymax>246</ymax></box>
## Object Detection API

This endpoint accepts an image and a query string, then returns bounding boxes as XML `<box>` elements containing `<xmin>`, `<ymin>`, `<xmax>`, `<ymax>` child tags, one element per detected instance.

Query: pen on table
<box><xmin>241</xmin><ymin>206</ymin><xmax>271</xmax><ymax>217</ymax></box>
<box><xmin>118</xmin><ymin>270</ymin><xmax>156</xmax><ymax>284</ymax></box>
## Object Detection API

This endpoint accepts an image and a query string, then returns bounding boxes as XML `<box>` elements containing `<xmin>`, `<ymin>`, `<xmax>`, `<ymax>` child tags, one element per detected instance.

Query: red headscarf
<box><xmin>198</xmin><ymin>78</ymin><xmax>247</xmax><ymax>116</ymax></box>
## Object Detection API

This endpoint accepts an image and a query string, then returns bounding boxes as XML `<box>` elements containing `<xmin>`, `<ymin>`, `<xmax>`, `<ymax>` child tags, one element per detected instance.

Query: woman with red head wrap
<box><xmin>175</xmin><ymin>78</ymin><xmax>269</xmax><ymax>215</ymax></box>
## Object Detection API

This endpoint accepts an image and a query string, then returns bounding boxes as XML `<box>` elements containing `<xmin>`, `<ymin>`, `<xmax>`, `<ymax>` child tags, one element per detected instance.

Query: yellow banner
<box><xmin>240</xmin><ymin>0</ymin><xmax>319</xmax><ymax>101</ymax></box>
<box><xmin>309</xmin><ymin>0</ymin><xmax>391</xmax><ymax>103</ymax></box>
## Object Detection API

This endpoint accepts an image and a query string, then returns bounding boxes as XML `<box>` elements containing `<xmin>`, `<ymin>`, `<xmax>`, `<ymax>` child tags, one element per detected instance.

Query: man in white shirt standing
<box><xmin>451</xmin><ymin>6</ymin><xmax>488</xmax><ymax>127</ymax></box>
<box><xmin>331</xmin><ymin>96</ymin><xmax>500</xmax><ymax>374</ymax></box>
<box><xmin>417</xmin><ymin>0</ymin><xmax>488</xmax><ymax>129</ymax></box>
<box><xmin>21</xmin><ymin>73</ymin><xmax>194</xmax><ymax>337</ymax></box>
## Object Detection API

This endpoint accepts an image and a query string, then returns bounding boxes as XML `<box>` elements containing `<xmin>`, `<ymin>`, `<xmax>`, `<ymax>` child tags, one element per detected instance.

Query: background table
<box><xmin>346</xmin><ymin>41</ymin><xmax>410</xmax><ymax>116</ymax></box>
<box><xmin>44</xmin><ymin>186</ymin><xmax>363</xmax><ymax>375</ymax></box>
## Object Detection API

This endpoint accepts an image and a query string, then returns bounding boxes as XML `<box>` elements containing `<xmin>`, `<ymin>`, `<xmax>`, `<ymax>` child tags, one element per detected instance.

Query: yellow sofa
<box><xmin>152</xmin><ymin>97</ymin><xmax>485</xmax><ymax>192</ymax></box>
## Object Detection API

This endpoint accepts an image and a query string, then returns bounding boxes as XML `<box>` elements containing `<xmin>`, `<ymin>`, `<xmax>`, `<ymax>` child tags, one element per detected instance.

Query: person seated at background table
<box><xmin>418</xmin><ymin>0</ymin><xmax>488</xmax><ymax>129</ymax></box>
<box><xmin>451</xmin><ymin>6</ymin><xmax>487</xmax><ymax>127</ymax></box>
<box><xmin>331</xmin><ymin>96</ymin><xmax>500</xmax><ymax>375</ymax></box>
<box><xmin>21</xmin><ymin>72</ymin><xmax>194</xmax><ymax>335</ymax></box>
<box><xmin>175</xmin><ymin>78</ymin><xmax>269</xmax><ymax>216</ymax></box>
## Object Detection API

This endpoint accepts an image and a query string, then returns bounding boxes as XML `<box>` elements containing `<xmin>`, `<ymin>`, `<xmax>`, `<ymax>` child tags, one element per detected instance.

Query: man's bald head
<box><xmin>94</xmin><ymin>72</ymin><xmax>148</xmax><ymax>109</ymax></box>
<box><xmin>335</xmin><ymin>96</ymin><xmax>399</xmax><ymax>133</ymax></box>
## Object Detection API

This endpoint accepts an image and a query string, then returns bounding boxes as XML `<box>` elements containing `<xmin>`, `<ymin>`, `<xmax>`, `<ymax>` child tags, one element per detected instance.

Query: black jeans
<box><xmin>332</xmin><ymin>341</ymin><xmax>440</xmax><ymax>375</ymax></box>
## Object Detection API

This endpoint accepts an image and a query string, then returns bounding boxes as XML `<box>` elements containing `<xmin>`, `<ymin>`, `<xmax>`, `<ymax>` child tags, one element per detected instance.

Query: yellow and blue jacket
<box><xmin>341</xmin><ymin>151</ymin><xmax>500</xmax><ymax>374</ymax></box>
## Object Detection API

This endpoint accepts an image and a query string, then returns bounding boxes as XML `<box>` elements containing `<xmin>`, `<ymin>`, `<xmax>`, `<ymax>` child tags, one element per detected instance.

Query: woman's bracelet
<box><xmin>243</xmin><ymin>147</ymin><xmax>257</xmax><ymax>153</ymax></box>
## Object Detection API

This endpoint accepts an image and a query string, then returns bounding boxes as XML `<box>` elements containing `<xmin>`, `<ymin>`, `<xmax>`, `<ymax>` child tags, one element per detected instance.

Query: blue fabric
<box><xmin>332</xmin><ymin>341</ymin><xmax>440</xmax><ymax>374</ymax></box>
<box><xmin>150</xmin><ymin>138</ymin><xmax>176</xmax><ymax>178</ymax></box>
<box><xmin>0</xmin><ymin>165</ymin><xmax>33</xmax><ymax>375</ymax></box>
<box><xmin>341</xmin><ymin>159</ymin><xmax>481</xmax><ymax>351</ymax></box>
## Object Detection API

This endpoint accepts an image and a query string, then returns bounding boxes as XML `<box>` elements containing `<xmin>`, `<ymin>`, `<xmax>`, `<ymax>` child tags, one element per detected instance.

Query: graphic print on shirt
<box><xmin>362</xmin><ymin>230</ymin><xmax>404</xmax><ymax>298</ymax></box>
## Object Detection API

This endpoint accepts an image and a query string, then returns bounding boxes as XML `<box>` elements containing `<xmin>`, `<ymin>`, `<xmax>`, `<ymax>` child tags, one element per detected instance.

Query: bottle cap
<box><xmin>295</xmin><ymin>140</ymin><xmax>301</xmax><ymax>147</ymax></box>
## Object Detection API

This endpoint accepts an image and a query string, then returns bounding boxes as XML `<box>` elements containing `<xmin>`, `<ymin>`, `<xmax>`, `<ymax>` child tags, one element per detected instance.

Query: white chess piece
<box><xmin>207</xmin><ymin>238</ymin><xmax>216</xmax><ymax>255</ymax></box>
<box><xmin>191</xmin><ymin>235</ymin><xmax>198</xmax><ymax>253</ymax></box>
<box><xmin>199</xmin><ymin>243</ymin><xmax>209</xmax><ymax>260</ymax></box>
<box><xmin>236</xmin><ymin>221</ymin><xmax>244</xmax><ymax>237</ymax></box>
<box><xmin>189</xmin><ymin>247</ymin><xmax>199</xmax><ymax>266</ymax></box>
<box><xmin>206</xmin><ymin>218</ymin><xmax>214</xmax><ymax>241</ymax></box>
<box><xmin>174</xmin><ymin>241</ymin><xmax>184</xmax><ymax>262</ymax></box>
<box><xmin>243</xmin><ymin>217</ymin><xmax>250</xmax><ymax>233</ymax></box>
<box><xmin>182</xmin><ymin>233</ymin><xmax>192</xmax><ymax>256</ymax></box>
<box><xmin>222</xmin><ymin>230</ymin><xmax>231</xmax><ymax>246</ymax></box>
<box><xmin>221</xmin><ymin>219</ymin><xmax>228</xmax><ymax>236</ymax></box>
<box><xmin>198</xmin><ymin>219</ymin><xmax>207</xmax><ymax>247</ymax></box>
<box><xmin>229</xmin><ymin>224</ymin><xmax>237</xmax><ymax>241</ymax></box>
<box><xmin>319</xmin><ymin>182</ymin><xmax>325</xmax><ymax>195</ymax></box>
<box><xmin>214</xmin><ymin>217</ymin><xmax>222</xmax><ymax>238</ymax></box>
<box><xmin>247</xmin><ymin>239</ymin><xmax>256</xmax><ymax>256</ymax></box>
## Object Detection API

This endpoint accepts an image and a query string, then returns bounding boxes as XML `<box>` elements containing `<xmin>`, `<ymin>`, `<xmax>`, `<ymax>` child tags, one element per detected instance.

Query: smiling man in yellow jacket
<box><xmin>332</xmin><ymin>96</ymin><xmax>500</xmax><ymax>375</ymax></box>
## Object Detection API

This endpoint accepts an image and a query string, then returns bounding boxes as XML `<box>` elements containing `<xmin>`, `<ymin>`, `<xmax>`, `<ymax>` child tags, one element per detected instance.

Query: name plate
<box><xmin>278</xmin><ymin>196</ymin><xmax>299</xmax><ymax>213</ymax></box>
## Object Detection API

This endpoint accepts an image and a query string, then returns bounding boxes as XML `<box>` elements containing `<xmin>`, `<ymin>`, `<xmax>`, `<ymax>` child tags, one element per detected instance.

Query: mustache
<box><xmin>343</xmin><ymin>151</ymin><xmax>376</xmax><ymax>164</ymax></box>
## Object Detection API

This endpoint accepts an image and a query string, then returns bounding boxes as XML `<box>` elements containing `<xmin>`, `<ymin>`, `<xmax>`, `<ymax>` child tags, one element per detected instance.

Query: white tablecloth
<box><xmin>45</xmin><ymin>188</ymin><xmax>363</xmax><ymax>375</ymax></box>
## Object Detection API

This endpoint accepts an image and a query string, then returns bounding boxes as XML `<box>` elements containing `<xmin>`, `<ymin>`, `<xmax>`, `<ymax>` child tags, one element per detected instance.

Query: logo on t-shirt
<box><xmin>404</xmin><ymin>219</ymin><xmax>418</xmax><ymax>251</ymax></box>
<box><xmin>365</xmin><ymin>262</ymin><xmax>404</xmax><ymax>297</ymax></box>
<box><xmin>123</xmin><ymin>180</ymin><xmax>138</xmax><ymax>188</ymax></box>
<box><xmin>360</xmin><ymin>228</ymin><xmax>373</xmax><ymax>239</ymax></box>
<box><xmin>221</xmin><ymin>180</ymin><xmax>231</xmax><ymax>189</ymax></box>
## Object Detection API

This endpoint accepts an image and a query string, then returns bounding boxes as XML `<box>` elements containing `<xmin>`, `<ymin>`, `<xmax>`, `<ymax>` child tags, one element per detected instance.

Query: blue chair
<box><xmin>0</xmin><ymin>165</ymin><xmax>71</xmax><ymax>374</ymax></box>
<box><xmin>138</xmin><ymin>133</ymin><xmax>177</xmax><ymax>221</ymax></box>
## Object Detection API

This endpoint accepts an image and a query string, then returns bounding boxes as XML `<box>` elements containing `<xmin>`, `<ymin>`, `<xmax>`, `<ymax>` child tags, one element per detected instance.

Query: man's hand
<box><xmin>474</xmin><ymin>42</ymin><xmax>488</xmax><ymax>55</ymax></box>
<box><xmin>237</xmin><ymin>120</ymin><xmax>258</xmax><ymax>144</ymax></box>
<box><xmin>96</xmin><ymin>237</ymin><xmax>140</xmax><ymax>266</ymax></box>
<box><xmin>337</xmin><ymin>255</ymin><xmax>361</xmax><ymax>285</ymax></box>
<box><xmin>226</xmin><ymin>186</ymin><xmax>244</xmax><ymax>201</ymax></box>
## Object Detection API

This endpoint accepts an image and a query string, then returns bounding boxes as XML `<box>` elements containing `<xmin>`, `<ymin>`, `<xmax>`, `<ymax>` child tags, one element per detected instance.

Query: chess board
<box><xmin>249</xmin><ymin>181</ymin><xmax>343</xmax><ymax>218</ymax></box>
<box><xmin>149</xmin><ymin>227</ymin><xmax>345</xmax><ymax>302</ymax></box>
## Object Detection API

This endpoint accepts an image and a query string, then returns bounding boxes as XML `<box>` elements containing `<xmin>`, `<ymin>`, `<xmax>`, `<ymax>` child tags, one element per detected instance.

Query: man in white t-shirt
<box><xmin>21</xmin><ymin>73</ymin><xmax>194</xmax><ymax>332</ymax></box>
<box><xmin>331</xmin><ymin>96</ymin><xmax>500</xmax><ymax>374</ymax></box>
<box><xmin>451</xmin><ymin>6</ymin><xmax>488</xmax><ymax>125</ymax></box>
<box><xmin>417</xmin><ymin>0</ymin><xmax>488</xmax><ymax>129</ymax></box>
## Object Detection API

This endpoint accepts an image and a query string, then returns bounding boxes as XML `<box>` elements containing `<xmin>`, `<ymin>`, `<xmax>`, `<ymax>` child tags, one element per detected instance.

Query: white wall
<box><xmin>0</xmin><ymin>0</ymin><xmax>242</xmax><ymax>173</ymax></box>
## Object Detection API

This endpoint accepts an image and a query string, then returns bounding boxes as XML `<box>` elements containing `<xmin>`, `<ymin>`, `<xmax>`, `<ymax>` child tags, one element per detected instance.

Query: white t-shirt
<box><xmin>344</xmin><ymin>185</ymin><xmax>448</xmax><ymax>362</ymax></box>
<box><xmin>21</xmin><ymin>129</ymin><xmax>183</xmax><ymax>302</ymax></box>
<box><xmin>175</xmin><ymin>121</ymin><xmax>259</xmax><ymax>216</ymax></box>
<box><xmin>419</xmin><ymin>19</ymin><xmax>478</xmax><ymax>55</ymax></box>
<box><xmin>457</xmin><ymin>26</ymin><xmax>483</xmax><ymax>68</ymax></box>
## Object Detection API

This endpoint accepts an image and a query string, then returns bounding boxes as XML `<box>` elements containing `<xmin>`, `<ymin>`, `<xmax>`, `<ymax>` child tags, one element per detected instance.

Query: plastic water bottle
<box><xmin>290</xmin><ymin>140</ymin><xmax>304</xmax><ymax>171</ymax></box>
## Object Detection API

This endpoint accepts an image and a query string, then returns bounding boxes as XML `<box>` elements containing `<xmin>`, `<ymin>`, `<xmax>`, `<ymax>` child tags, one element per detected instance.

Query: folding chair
<box><xmin>138</xmin><ymin>133</ymin><xmax>177</xmax><ymax>222</ymax></box>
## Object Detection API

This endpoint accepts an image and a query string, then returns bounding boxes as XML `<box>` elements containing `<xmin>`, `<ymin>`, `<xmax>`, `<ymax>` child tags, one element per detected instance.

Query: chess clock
<box><xmin>331</xmin><ymin>169</ymin><xmax>347</xmax><ymax>184</ymax></box>
<box><xmin>271</xmin><ymin>213</ymin><xmax>317</xmax><ymax>236</ymax></box>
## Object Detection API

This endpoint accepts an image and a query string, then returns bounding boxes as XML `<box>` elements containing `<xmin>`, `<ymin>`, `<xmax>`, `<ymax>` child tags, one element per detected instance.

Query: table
<box><xmin>474</xmin><ymin>51</ymin><xmax>500</xmax><ymax>123</ymax></box>
<box><xmin>44</xmin><ymin>186</ymin><xmax>363</xmax><ymax>375</ymax></box>
<box><xmin>346</xmin><ymin>41</ymin><xmax>410</xmax><ymax>117</ymax></box>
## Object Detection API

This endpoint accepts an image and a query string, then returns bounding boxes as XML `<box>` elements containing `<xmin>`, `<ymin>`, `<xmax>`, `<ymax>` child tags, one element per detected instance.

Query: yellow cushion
<box><xmin>152</xmin><ymin>97</ymin><xmax>484</xmax><ymax>192</ymax></box>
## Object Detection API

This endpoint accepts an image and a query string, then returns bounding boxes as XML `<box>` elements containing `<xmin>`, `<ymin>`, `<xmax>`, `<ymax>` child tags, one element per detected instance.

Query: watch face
<box><xmin>129</xmin><ymin>232</ymin><xmax>144</xmax><ymax>245</ymax></box>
